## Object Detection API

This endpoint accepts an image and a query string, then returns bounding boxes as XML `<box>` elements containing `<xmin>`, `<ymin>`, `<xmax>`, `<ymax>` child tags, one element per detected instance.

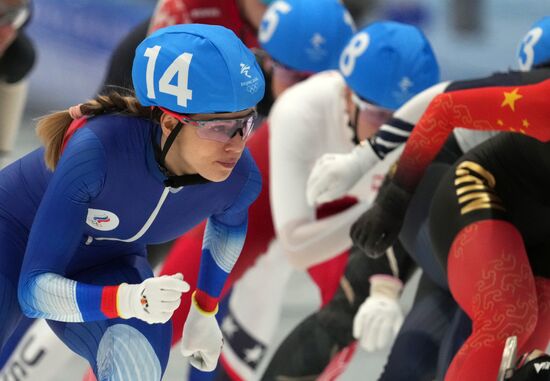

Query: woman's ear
<box><xmin>159</xmin><ymin>113</ymin><xmax>179</xmax><ymax>137</ymax></box>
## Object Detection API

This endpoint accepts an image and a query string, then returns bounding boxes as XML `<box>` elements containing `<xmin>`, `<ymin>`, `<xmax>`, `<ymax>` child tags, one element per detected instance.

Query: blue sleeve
<box><xmin>17</xmin><ymin>128</ymin><xmax>111</xmax><ymax>322</ymax></box>
<box><xmin>196</xmin><ymin>158</ymin><xmax>262</xmax><ymax>301</ymax></box>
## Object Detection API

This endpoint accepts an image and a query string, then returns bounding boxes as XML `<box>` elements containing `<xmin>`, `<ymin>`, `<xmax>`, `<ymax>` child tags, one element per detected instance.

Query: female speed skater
<box><xmin>0</xmin><ymin>24</ymin><xmax>264</xmax><ymax>380</ymax></box>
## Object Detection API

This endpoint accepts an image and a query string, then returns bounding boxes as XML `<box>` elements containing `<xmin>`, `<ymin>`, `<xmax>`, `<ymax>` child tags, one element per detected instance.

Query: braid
<box><xmin>80</xmin><ymin>92</ymin><xmax>154</xmax><ymax>119</ymax></box>
<box><xmin>37</xmin><ymin>91</ymin><xmax>162</xmax><ymax>170</ymax></box>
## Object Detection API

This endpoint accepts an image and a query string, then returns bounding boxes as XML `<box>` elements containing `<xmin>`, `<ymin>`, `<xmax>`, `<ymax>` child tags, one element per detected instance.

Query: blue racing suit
<box><xmin>0</xmin><ymin>114</ymin><xmax>261</xmax><ymax>379</ymax></box>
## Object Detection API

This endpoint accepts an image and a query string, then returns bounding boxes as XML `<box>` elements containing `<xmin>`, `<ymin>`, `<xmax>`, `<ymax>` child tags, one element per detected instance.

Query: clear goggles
<box><xmin>0</xmin><ymin>4</ymin><xmax>28</xmax><ymax>29</ymax></box>
<box><xmin>159</xmin><ymin>107</ymin><xmax>257</xmax><ymax>143</ymax></box>
<box><xmin>351</xmin><ymin>92</ymin><xmax>393</xmax><ymax>127</ymax></box>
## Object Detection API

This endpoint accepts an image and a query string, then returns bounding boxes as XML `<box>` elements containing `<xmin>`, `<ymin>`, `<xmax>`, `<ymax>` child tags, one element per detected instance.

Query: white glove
<box><xmin>117</xmin><ymin>273</ymin><xmax>190</xmax><ymax>324</ymax></box>
<box><xmin>181</xmin><ymin>293</ymin><xmax>223</xmax><ymax>371</ymax></box>
<box><xmin>353</xmin><ymin>274</ymin><xmax>404</xmax><ymax>352</ymax></box>
<box><xmin>306</xmin><ymin>142</ymin><xmax>380</xmax><ymax>206</ymax></box>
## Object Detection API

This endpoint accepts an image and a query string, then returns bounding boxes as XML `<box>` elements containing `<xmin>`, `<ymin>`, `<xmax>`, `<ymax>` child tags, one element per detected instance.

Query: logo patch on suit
<box><xmin>86</xmin><ymin>209</ymin><xmax>120</xmax><ymax>231</ymax></box>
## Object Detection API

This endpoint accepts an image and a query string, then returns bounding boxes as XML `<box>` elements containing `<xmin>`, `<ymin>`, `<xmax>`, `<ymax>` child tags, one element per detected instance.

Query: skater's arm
<box><xmin>268</xmin><ymin>81</ymin><xmax>380</xmax><ymax>268</ymax></box>
<box><xmin>149</xmin><ymin>0</ymin><xmax>190</xmax><ymax>34</ymax></box>
<box><xmin>267</xmin><ymin>95</ymin><xmax>367</xmax><ymax>268</ymax></box>
<box><xmin>276</xmin><ymin>202</ymin><xmax>370</xmax><ymax>269</ymax></box>
<box><xmin>17</xmin><ymin>129</ymin><xmax>116</xmax><ymax>322</ymax></box>
<box><xmin>195</xmin><ymin>156</ymin><xmax>262</xmax><ymax>312</ymax></box>
<box><xmin>305</xmin><ymin>82</ymin><xmax>447</xmax><ymax>209</ymax></box>
<box><xmin>368</xmin><ymin>81</ymin><xmax>450</xmax><ymax>159</ymax></box>
<box><xmin>394</xmin><ymin>79</ymin><xmax>550</xmax><ymax>192</ymax></box>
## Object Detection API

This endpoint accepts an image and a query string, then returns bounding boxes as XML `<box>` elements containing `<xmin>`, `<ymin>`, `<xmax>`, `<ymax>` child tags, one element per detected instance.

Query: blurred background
<box><xmin>11</xmin><ymin>0</ymin><xmax>550</xmax><ymax>379</ymax></box>
<box><xmin>24</xmin><ymin>0</ymin><xmax>550</xmax><ymax>112</ymax></box>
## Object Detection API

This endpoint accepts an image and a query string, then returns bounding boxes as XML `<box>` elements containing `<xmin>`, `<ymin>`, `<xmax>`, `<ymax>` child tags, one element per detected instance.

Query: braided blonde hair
<box><xmin>36</xmin><ymin>92</ymin><xmax>162</xmax><ymax>170</ymax></box>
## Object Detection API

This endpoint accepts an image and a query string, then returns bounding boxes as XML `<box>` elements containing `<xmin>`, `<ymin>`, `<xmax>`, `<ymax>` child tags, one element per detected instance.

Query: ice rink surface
<box><xmin>9</xmin><ymin>0</ymin><xmax>550</xmax><ymax>379</ymax></box>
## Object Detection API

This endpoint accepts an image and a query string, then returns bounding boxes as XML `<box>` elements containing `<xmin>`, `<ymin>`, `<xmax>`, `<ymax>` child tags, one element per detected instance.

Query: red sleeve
<box><xmin>150</xmin><ymin>0</ymin><xmax>192</xmax><ymax>33</ymax></box>
<box><xmin>149</xmin><ymin>0</ymin><xmax>258</xmax><ymax>48</ymax></box>
<box><xmin>394</xmin><ymin>79</ymin><xmax>550</xmax><ymax>191</ymax></box>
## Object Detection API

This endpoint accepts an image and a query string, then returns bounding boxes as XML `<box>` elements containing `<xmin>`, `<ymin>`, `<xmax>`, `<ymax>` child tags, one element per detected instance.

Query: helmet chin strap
<box><xmin>347</xmin><ymin>105</ymin><xmax>361</xmax><ymax>145</ymax></box>
<box><xmin>152</xmin><ymin>121</ymin><xmax>210</xmax><ymax>188</ymax></box>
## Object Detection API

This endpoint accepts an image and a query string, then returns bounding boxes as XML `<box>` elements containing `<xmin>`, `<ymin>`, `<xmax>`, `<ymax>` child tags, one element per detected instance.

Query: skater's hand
<box><xmin>353</xmin><ymin>275</ymin><xmax>403</xmax><ymax>352</ymax></box>
<box><xmin>306</xmin><ymin>143</ymin><xmax>380</xmax><ymax>206</ymax></box>
<box><xmin>350</xmin><ymin>179</ymin><xmax>411</xmax><ymax>258</ymax></box>
<box><xmin>503</xmin><ymin>348</ymin><xmax>550</xmax><ymax>380</ymax></box>
<box><xmin>181</xmin><ymin>293</ymin><xmax>223</xmax><ymax>372</ymax></box>
<box><xmin>117</xmin><ymin>273</ymin><xmax>190</xmax><ymax>324</ymax></box>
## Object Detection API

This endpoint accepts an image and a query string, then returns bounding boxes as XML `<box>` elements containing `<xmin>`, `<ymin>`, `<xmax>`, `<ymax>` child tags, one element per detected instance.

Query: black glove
<box><xmin>350</xmin><ymin>179</ymin><xmax>412</xmax><ymax>258</ymax></box>
<box><xmin>507</xmin><ymin>353</ymin><xmax>550</xmax><ymax>381</ymax></box>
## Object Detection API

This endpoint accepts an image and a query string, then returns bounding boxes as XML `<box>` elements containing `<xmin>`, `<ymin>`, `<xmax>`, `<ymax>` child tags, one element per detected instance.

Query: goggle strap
<box><xmin>150</xmin><ymin>122</ymin><xmax>211</xmax><ymax>188</ymax></box>
<box><xmin>159</xmin><ymin>121</ymin><xmax>184</xmax><ymax>167</ymax></box>
<box><xmin>350</xmin><ymin>106</ymin><xmax>360</xmax><ymax>145</ymax></box>
<box><xmin>163</xmin><ymin>173</ymin><xmax>210</xmax><ymax>188</ymax></box>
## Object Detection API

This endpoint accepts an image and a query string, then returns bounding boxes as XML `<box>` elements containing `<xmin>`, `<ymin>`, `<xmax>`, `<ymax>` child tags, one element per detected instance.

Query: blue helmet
<box><xmin>258</xmin><ymin>0</ymin><xmax>355</xmax><ymax>73</ymax></box>
<box><xmin>339</xmin><ymin>21</ymin><xmax>439</xmax><ymax>110</ymax></box>
<box><xmin>132</xmin><ymin>24</ymin><xmax>265</xmax><ymax>114</ymax></box>
<box><xmin>517</xmin><ymin>17</ymin><xmax>550</xmax><ymax>71</ymax></box>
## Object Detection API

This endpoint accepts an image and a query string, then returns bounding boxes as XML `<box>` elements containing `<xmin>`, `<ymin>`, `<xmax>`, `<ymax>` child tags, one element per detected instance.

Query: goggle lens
<box><xmin>351</xmin><ymin>93</ymin><xmax>393</xmax><ymax>128</ymax></box>
<box><xmin>194</xmin><ymin>113</ymin><xmax>256</xmax><ymax>143</ymax></box>
<box><xmin>160</xmin><ymin>107</ymin><xmax>257</xmax><ymax>143</ymax></box>
<box><xmin>272</xmin><ymin>61</ymin><xmax>312</xmax><ymax>86</ymax></box>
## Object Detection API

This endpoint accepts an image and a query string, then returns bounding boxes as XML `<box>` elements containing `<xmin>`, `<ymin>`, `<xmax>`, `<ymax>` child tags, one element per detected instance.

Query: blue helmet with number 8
<box><xmin>339</xmin><ymin>21</ymin><xmax>439</xmax><ymax>110</ymax></box>
<box><xmin>258</xmin><ymin>0</ymin><xmax>355</xmax><ymax>73</ymax></box>
<box><xmin>517</xmin><ymin>17</ymin><xmax>550</xmax><ymax>71</ymax></box>
<box><xmin>132</xmin><ymin>24</ymin><xmax>265</xmax><ymax>114</ymax></box>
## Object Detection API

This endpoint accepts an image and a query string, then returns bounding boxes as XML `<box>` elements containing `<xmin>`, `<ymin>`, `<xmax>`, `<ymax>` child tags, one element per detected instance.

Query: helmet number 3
<box><xmin>144</xmin><ymin>45</ymin><xmax>193</xmax><ymax>107</ymax></box>
<box><xmin>339</xmin><ymin>32</ymin><xmax>370</xmax><ymax>77</ymax></box>
<box><xmin>519</xmin><ymin>27</ymin><xmax>543</xmax><ymax>71</ymax></box>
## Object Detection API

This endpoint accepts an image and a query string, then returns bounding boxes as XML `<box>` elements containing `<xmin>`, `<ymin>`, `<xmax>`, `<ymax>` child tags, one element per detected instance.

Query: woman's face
<box><xmin>271</xmin><ymin>63</ymin><xmax>312</xmax><ymax>98</ymax></box>
<box><xmin>160</xmin><ymin>109</ymin><xmax>253</xmax><ymax>182</ymax></box>
<box><xmin>0</xmin><ymin>24</ymin><xmax>15</xmax><ymax>56</ymax></box>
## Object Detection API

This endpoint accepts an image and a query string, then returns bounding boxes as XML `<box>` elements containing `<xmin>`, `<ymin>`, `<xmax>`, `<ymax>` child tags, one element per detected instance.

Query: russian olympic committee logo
<box><xmin>86</xmin><ymin>208</ymin><xmax>120</xmax><ymax>231</ymax></box>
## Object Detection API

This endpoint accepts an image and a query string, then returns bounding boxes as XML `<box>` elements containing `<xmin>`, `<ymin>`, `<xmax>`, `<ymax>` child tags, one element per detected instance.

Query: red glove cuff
<box><xmin>100</xmin><ymin>285</ymin><xmax>120</xmax><ymax>319</ymax></box>
<box><xmin>193</xmin><ymin>290</ymin><xmax>219</xmax><ymax>315</ymax></box>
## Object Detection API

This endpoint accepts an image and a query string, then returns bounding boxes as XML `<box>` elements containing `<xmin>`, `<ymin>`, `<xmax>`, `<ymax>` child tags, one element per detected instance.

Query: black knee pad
<box><xmin>508</xmin><ymin>354</ymin><xmax>550</xmax><ymax>381</ymax></box>
<box><xmin>379</xmin><ymin>331</ymin><xmax>439</xmax><ymax>381</ymax></box>
<box><xmin>260</xmin><ymin>314</ymin><xmax>340</xmax><ymax>381</ymax></box>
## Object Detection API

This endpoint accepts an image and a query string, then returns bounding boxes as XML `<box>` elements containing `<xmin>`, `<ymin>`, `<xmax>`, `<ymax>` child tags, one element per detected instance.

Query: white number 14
<box><xmin>144</xmin><ymin>45</ymin><xmax>193</xmax><ymax>107</ymax></box>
